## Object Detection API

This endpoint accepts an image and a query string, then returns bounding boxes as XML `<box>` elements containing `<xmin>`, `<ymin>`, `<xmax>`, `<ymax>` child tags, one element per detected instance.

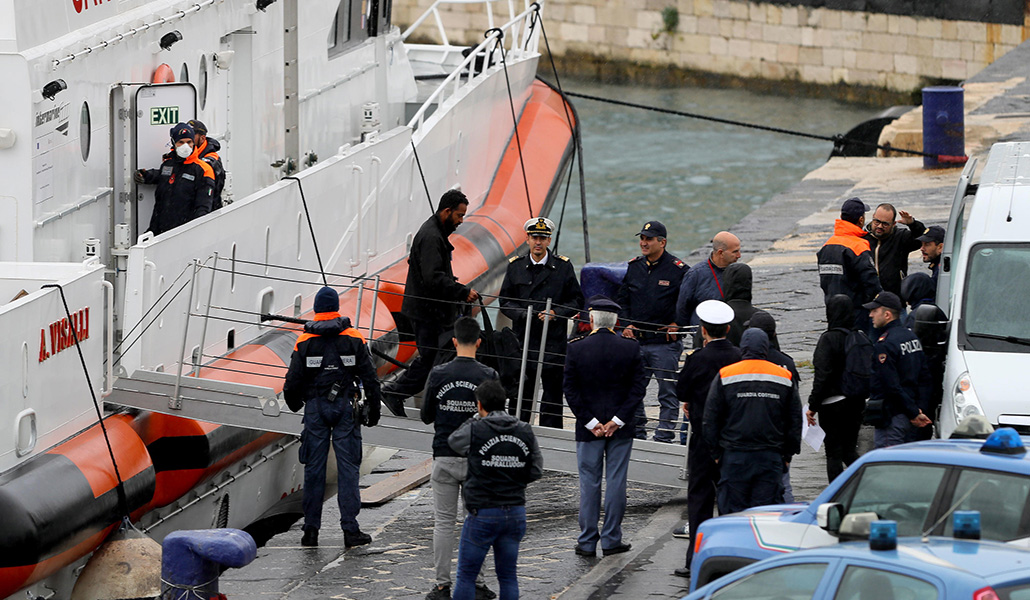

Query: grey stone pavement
<box><xmin>224</xmin><ymin>40</ymin><xmax>1030</xmax><ymax>600</ymax></box>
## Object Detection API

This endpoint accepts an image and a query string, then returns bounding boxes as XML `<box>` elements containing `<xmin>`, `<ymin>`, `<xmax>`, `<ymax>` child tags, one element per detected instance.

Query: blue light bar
<box><xmin>954</xmin><ymin>510</ymin><xmax>981</xmax><ymax>540</ymax></box>
<box><xmin>870</xmin><ymin>520</ymin><xmax>897</xmax><ymax>551</ymax></box>
<box><xmin>980</xmin><ymin>428</ymin><xmax>1027</xmax><ymax>456</ymax></box>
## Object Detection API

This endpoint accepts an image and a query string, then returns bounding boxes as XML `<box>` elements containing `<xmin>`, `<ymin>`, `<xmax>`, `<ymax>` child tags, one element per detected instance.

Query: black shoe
<box><xmin>425</xmin><ymin>586</ymin><xmax>451</xmax><ymax>600</ymax></box>
<box><xmin>381</xmin><ymin>391</ymin><xmax>407</xmax><ymax>417</ymax></box>
<box><xmin>672</xmin><ymin>525</ymin><xmax>690</xmax><ymax>539</ymax></box>
<box><xmin>301</xmin><ymin>527</ymin><xmax>318</xmax><ymax>547</ymax></box>
<box><xmin>674</xmin><ymin>567</ymin><xmax>691</xmax><ymax>579</ymax></box>
<box><xmin>474</xmin><ymin>583</ymin><xmax>497</xmax><ymax>600</ymax></box>
<box><xmin>344</xmin><ymin>530</ymin><xmax>372</xmax><ymax>547</ymax></box>
<box><xmin>602</xmin><ymin>543</ymin><xmax>632</xmax><ymax>556</ymax></box>
<box><xmin>574</xmin><ymin>545</ymin><xmax>595</xmax><ymax>557</ymax></box>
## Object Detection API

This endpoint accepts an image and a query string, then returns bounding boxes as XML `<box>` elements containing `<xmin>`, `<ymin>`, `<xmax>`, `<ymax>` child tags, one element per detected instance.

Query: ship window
<box><xmin>259</xmin><ymin>288</ymin><xmax>275</xmax><ymax>329</ymax></box>
<box><xmin>79</xmin><ymin>102</ymin><xmax>91</xmax><ymax>162</ymax></box>
<box><xmin>328</xmin><ymin>0</ymin><xmax>367</xmax><ymax>59</ymax></box>
<box><xmin>198</xmin><ymin>55</ymin><xmax>208</xmax><ymax>111</ymax></box>
<box><xmin>180</xmin><ymin>63</ymin><xmax>189</xmax><ymax>83</ymax></box>
<box><xmin>227</xmin><ymin>328</ymin><xmax>236</xmax><ymax>351</ymax></box>
<box><xmin>293</xmin><ymin>294</ymin><xmax>303</xmax><ymax>318</ymax></box>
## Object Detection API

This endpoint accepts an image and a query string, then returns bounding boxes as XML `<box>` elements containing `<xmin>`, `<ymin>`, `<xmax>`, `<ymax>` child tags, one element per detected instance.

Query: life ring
<box><xmin>152</xmin><ymin>63</ymin><xmax>175</xmax><ymax>83</ymax></box>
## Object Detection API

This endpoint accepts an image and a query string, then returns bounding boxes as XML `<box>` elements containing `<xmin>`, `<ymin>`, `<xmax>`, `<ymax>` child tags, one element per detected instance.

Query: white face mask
<box><xmin>175</xmin><ymin>143</ymin><xmax>192</xmax><ymax>159</ymax></box>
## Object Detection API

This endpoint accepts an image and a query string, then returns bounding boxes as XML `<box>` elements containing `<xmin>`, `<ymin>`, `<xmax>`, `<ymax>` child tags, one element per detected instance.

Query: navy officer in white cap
<box><xmin>499</xmin><ymin>216</ymin><xmax>584</xmax><ymax>428</ymax></box>
<box><xmin>673</xmin><ymin>299</ymin><xmax>741</xmax><ymax>579</ymax></box>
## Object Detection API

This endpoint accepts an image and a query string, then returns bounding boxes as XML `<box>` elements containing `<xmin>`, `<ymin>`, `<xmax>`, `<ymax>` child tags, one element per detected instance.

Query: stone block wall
<box><xmin>392</xmin><ymin>0</ymin><xmax>1030</xmax><ymax>94</ymax></box>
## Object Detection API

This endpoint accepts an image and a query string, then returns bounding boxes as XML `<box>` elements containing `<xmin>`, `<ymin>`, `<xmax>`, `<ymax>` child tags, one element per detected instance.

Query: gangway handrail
<box><xmin>405</xmin><ymin>2</ymin><xmax>541</xmax><ymax>132</ymax></box>
<box><xmin>401</xmin><ymin>0</ymin><xmax>516</xmax><ymax>45</ymax></box>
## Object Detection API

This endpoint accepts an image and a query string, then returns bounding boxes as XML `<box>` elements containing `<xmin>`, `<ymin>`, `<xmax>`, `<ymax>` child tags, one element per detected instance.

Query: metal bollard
<box><xmin>922</xmin><ymin>86</ymin><xmax>967</xmax><ymax>169</ymax></box>
<box><xmin>161</xmin><ymin>528</ymin><xmax>257</xmax><ymax>599</ymax></box>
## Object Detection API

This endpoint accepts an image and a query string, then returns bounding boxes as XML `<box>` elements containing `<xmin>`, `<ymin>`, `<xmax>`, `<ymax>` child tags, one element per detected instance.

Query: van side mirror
<box><xmin>817</xmin><ymin>503</ymin><xmax>844</xmax><ymax>534</ymax></box>
<box><xmin>913</xmin><ymin>304</ymin><xmax>949</xmax><ymax>346</ymax></box>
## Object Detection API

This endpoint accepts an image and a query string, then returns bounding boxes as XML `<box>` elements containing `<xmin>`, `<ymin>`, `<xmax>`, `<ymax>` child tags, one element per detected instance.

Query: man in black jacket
<box><xmin>187</xmin><ymin>119</ymin><xmax>226</xmax><ymax>210</ymax></box>
<box><xmin>704</xmin><ymin>329</ymin><xmax>802</xmax><ymax>514</ymax></box>
<box><xmin>283</xmin><ymin>286</ymin><xmax>381</xmax><ymax>548</ymax></box>
<box><xmin>723</xmin><ymin>263</ymin><xmax>756</xmax><ymax>346</ymax></box>
<box><xmin>806</xmin><ymin>294</ymin><xmax>863</xmax><ymax>483</ymax></box>
<box><xmin>864</xmin><ymin>203</ymin><xmax>927</xmax><ymax>296</ymax></box>
<box><xmin>383</xmin><ymin>190</ymin><xmax>480</xmax><ymax>416</ymax></box>
<box><xmin>673</xmin><ymin>300</ymin><xmax>740</xmax><ymax>579</ymax></box>
<box><xmin>448</xmin><ymin>380</ymin><xmax>542</xmax><ymax>600</ymax></box>
<box><xmin>421</xmin><ymin>317</ymin><xmax>497</xmax><ymax>600</ymax></box>
<box><xmin>564</xmin><ymin>296</ymin><xmax>647</xmax><ymax>558</ymax></box>
<box><xmin>135</xmin><ymin>122</ymin><xmax>215</xmax><ymax>235</ymax></box>
<box><xmin>499</xmin><ymin>217</ymin><xmax>584</xmax><ymax>428</ymax></box>
<box><xmin>817</xmin><ymin>197</ymin><xmax>881</xmax><ymax>330</ymax></box>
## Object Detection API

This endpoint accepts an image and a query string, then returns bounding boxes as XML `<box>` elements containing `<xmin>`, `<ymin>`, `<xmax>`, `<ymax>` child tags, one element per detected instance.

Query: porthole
<box><xmin>79</xmin><ymin>102</ymin><xmax>91</xmax><ymax>162</ymax></box>
<box><xmin>180</xmin><ymin>62</ymin><xmax>189</xmax><ymax>83</ymax></box>
<box><xmin>198</xmin><ymin>54</ymin><xmax>208</xmax><ymax>110</ymax></box>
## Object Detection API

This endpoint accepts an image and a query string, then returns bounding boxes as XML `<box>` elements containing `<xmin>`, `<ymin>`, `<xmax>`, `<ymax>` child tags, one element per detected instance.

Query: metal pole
<box><xmin>367</xmin><ymin>275</ymin><xmax>380</xmax><ymax>340</ymax></box>
<box><xmin>172</xmin><ymin>259</ymin><xmax>200</xmax><ymax>410</ymax></box>
<box><xmin>514</xmin><ymin>305</ymin><xmax>533</xmax><ymax>420</ymax></box>
<box><xmin>193</xmin><ymin>252</ymin><xmax>219</xmax><ymax>376</ymax></box>
<box><xmin>354</xmin><ymin>277</ymin><xmax>364</xmax><ymax>330</ymax></box>
<box><xmin>575</xmin><ymin>121</ymin><xmax>591</xmax><ymax>263</ymax></box>
<box><xmin>530</xmin><ymin>298</ymin><xmax>552</xmax><ymax>425</ymax></box>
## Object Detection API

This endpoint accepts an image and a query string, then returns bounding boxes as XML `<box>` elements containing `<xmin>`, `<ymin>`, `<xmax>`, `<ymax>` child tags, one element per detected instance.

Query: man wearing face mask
<box><xmin>135</xmin><ymin>122</ymin><xmax>215</xmax><ymax>236</ymax></box>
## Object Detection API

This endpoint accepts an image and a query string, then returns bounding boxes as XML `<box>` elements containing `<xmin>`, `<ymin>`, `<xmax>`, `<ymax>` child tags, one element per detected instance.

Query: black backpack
<box><xmin>835</xmin><ymin>328</ymin><xmax>874</xmax><ymax>399</ymax></box>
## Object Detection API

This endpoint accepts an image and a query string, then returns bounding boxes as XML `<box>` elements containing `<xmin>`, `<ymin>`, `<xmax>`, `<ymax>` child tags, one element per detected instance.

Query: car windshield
<box><xmin>834</xmin><ymin>464</ymin><xmax>947</xmax><ymax>536</ymax></box>
<box><xmin>940</xmin><ymin>469</ymin><xmax>1030</xmax><ymax>541</ymax></box>
<box><xmin>710</xmin><ymin>563</ymin><xmax>829</xmax><ymax>600</ymax></box>
<box><xmin>832</xmin><ymin>566</ymin><xmax>937</xmax><ymax>600</ymax></box>
<box><xmin>962</xmin><ymin>244</ymin><xmax>1030</xmax><ymax>352</ymax></box>
<box><xmin>996</xmin><ymin>581</ymin><xmax>1030</xmax><ymax>600</ymax></box>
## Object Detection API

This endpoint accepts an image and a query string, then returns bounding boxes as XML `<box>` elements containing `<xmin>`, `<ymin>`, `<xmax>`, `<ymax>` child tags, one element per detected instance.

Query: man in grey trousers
<box><xmin>420</xmin><ymin>317</ymin><xmax>498</xmax><ymax>600</ymax></box>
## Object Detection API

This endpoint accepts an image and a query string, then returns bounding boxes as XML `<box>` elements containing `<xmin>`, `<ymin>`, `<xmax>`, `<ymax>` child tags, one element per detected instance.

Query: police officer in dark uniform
<box><xmin>672</xmin><ymin>300</ymin><xmax>741</xmax><ymax>579</ymax></box>
<box><xmin>499</xmin><ymin>217</ymin><xmax>584</xmax><ymax>428</ymax></box>
<box><xmin>863</xmin><ymin>291</ymin><xmax>933</xmax><ymax>448</ymax></box>
<box><xmin>283</xmin><ymin>286</ymin><xmax>382</xmax><ymax>548</ymax></box>
<box><xmin>616</xmin><ymin>220</ymin><xmax>688</xmax><ymax>442</ymax></box>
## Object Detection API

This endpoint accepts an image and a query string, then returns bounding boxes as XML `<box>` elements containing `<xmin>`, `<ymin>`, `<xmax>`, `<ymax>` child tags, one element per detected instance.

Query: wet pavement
<box><xmin>225</xmin><ymin>38</ymin><xmax>1030</xmax><ymax>600</ymax></box>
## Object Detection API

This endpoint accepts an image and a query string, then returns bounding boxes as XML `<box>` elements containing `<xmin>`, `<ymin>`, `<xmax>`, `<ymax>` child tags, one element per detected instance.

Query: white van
<box><xmin>936</xmin><ymin>141</ymin><xmax>1030</xmax><ymax>437</ymax></box>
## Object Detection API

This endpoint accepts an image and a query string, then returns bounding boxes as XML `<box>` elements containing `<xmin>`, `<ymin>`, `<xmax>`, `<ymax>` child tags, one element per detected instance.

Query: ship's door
<box><xmin>131</xmin><ymin>84</ymin><xmax>197</xmax><ymax>240</ymax></box>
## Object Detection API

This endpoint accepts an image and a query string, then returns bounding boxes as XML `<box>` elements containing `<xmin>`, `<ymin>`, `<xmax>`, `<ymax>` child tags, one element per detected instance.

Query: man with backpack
<box><xmin>863</xmin><ymin>292</ymin><xmax>933</xmax><ymax>448</ymax></box>
<box><xmin>807</xmin><ymin>294</ymin><xmax>866</xmax><ymax>483</ymax></box>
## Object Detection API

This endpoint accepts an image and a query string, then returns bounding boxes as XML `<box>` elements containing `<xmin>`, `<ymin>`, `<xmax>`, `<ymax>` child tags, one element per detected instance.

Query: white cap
<box><xmin>524</xmin><ymin>217</ymin><xmax>555</xmax><ymax>237</ymax></box>
<box><xmin>696</xmin><ymin>300</ymin><xmax>734</xmax><ymax>325</ymax></box>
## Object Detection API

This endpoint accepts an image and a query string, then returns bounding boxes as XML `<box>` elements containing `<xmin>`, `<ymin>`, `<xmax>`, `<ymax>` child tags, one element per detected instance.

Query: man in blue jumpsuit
<box><xmin>616</xmin><ymin>221</ymin><xmax>687</xmax><ymax>442</ymax></box>
<box><xmin>283</xmin><ymin>286</ymin><xmax>382</xmax><ymax>547</ymax></box>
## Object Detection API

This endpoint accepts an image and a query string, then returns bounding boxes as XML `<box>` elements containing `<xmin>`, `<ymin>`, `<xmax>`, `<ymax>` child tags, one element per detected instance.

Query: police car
<box><xmin>688</xmin><ymin>429</ymin><xmax>1030</xmax><ymax>592</ymax></box>
<box><xmin>683</xmin><ymin>514</ymin><xmax>1030</xmax><ymax>600</ymax></box>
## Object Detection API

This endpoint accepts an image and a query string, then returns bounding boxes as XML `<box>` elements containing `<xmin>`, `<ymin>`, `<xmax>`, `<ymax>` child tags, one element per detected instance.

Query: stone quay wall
<box><xmin>393</xmin><ymin>0</ymin><xmax>1030</xmax><ymax>98</ymax></box>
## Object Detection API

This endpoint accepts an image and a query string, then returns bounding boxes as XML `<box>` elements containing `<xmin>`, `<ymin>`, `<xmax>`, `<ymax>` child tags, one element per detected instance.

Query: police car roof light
<box><xmin>980</xmin><ymin>428</ymin><xmax>1027</xmax><ymax>456</ymax></box>
<box><xmin>953</xmin><ymin>510</ymin><xmax>981</xmax><ymax>540</ymax></box>
<box><xmin>869</xmin><ymin>520</ymin><xmax>897</xmax><ymax>551</ymax></box>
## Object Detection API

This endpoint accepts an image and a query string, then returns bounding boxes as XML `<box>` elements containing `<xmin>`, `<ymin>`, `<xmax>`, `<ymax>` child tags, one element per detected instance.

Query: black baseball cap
<box><xmin>187</xmin><ymin>119</ymin><xmax>208</xmax><ymax>136</ymax></box>
<box><xmin>840</xmin><ymin>197</ymin><xmax>869</xmax><ymax>220</ymax></box>
<box><xmin>637</xmin><ymin>221</ymin><xmax>667</xmax><ymax>239</ymax></box>
<box><xmin>916</xmin><ymin>225</ymin><xmax>945</xmax><ymax>244</ymax></box>
<box><xmin>863</xmin><ymin>291</ymin><xmax>903</xmax><ymax>313</ymax></box>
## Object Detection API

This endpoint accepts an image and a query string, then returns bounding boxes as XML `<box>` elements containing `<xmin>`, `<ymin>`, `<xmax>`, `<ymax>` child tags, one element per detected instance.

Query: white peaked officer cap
<box><xmin>696</xmin><ymin>300</ymin><xmax>734</xmax><ymax>325</ymax></box>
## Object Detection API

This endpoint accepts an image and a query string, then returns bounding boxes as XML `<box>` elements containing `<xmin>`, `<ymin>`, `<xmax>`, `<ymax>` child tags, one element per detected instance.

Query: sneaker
<box><xmin>425</xmin><ymin>586</ymin><xmax>451</xmax><ymax>600</ymax></box>
<box><xmin>344</xmin><ymin>530</ymin><xmax>372</xmax><ymax>547</ymax></box>
<box><xmin>301</xmin><ymin>527</ymin><xmax>318</xmax><ymax>547</ymax></box>
<box><xmin>381</xmin><ymin>391</ymin><xmax>407</xmax><ymax>418</ymax></box>
<box><xmin>474</xmin><ymin>583</ymin><xmax>497</xmax><ymax>599</ymax></box>
<box><xmin>672</xmin><ymin>525</ymin><xmax>690</xmax><ymax>539</ymax></box>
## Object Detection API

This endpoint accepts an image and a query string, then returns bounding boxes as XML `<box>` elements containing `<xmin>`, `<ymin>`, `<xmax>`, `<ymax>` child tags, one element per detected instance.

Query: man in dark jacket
<box><xmin>187</xmin><ymin>119</ymin><xmax>226</xmax><ymax>210</ymax></box>
<box><xmin>723</xmin><ymin>262</ymin><xmax>756</xmax><ymax>346</ymax></box>
<box><xmin>283</xmin><ymin>286</ymin><xmax>382</xmax><ymax>548</ymax></box>
<box><xmin>135</xmin><ymin>122</ymin><xmax>215</xmax><ymax>236</ymax></box>
<box><xmin>448</xmin><ymin>380</ymin><xmax>542</xmax><ymax>600</ymax></box>
<box><xmin>900</xmin><ymin>272</ymin><xmax>936</xmax><ymax>330</ymax></box>
<box><xmin>677</xmin><ymin>231</ymin><xmax>741</xmax><ymax>343</ymax></box>
<box><xmin>672</xmin><ymin>300</ymin><xmax>740</xmax><ymax>579</ymax></box>
<box><xmin>499</xmin><ymin>217</ymin><xmax>584</xmax><ymax>428</ymax></box>
<box><xmin>806</xmin><ymin>294</ymin><xmax>864</xmax><ymax>483</ymax></box>
<box><xmin>564</xmin><ymin>296</ymin><xmax>647</xmax><ymax>558</ymax></box>
<box><xmin>817</xmin><ymin>197</ymin><xmax>881</xmax><ymax>329</ymax></box>
<box><xmin>704</xmin><ymin>329</ymin><xmax>802</xmax><ymax>514</ymax></box>
<box><xmin>864</xmin><ymin>203</ymin><xmax>926</xmax><ymax>296</ymax></box>
<box><xmin>864</xmin><ymin>291</ymin><xmax>933</xmax><ymax>448</ymax></box>
<box><xmin>383</xmin><ymin>190</ymin><xmax>480</xmax><ymax>416</ymax></box>
<box><xmin>616</xmin><ymin>220</ymin><xmax>687</xmax><ymax>442</ymax></box>
<box><xmin>421</xmin><ymin>317</ymin><xmax>497</xmax><ymax>600</ymax></box>
<box><xmin>917</xmin><ymin>225</ymin><xmax>945</xmax><ymax>291</ymax></box>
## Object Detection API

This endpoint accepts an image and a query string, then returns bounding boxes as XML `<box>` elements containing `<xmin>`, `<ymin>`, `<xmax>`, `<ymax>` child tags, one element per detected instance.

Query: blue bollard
<box><xmin>161</xmin><ymin>529</ymin><xmax>257</xmax><ymax>599</ymax></box>
<box><xmin>922</xmin><ymin>86</ymin><xmax>966</xmax><ymax>169</ymax></box>
<box><xmin>580</xmin><ymin>262</ymin><xmax>627</xmax><ymax>301</ymax></box>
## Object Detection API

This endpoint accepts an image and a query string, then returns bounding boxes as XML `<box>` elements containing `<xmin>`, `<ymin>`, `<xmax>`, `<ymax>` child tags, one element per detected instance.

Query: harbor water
<box><xmin>549</xmin><ymin>79</ymin><xmax>881</xmax><ymax>263</ymax></box>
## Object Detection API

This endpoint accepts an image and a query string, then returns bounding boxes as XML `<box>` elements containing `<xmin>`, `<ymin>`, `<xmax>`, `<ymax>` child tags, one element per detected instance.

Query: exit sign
<box><xmin>150</xmin><ymin>106</ymin><xmax>180</xmax><ymax>125</ymax></box>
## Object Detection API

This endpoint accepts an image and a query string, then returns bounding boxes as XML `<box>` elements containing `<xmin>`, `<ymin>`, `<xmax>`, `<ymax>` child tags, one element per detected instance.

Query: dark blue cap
<box><xmin>313</xmin><ymin>286</ymin><xmax>339</xmax><ymax>313</ymax></box>
<box><xmin>862</xmin><ymin>291</ymin><xmax>903</xmax><ymax>313</ymax></box>
<box><xmin>917</xmin><ymin>225</ymin><xmax>945</xmax><ymax>244</ymax></box>
<box><xmin>170</xmin><ymin>122</ymin><xmax>195</xmax><ymax>142</ymax></box>
<box><xmin>637</xmin><ymin>221</ymin><xmax>667</xmax><ymax>239</ymax></box>
<box><xmin>587</xmin><ymin>295</ymin><xmax>620</xmax><ymax>312</ymax></box>
<box><xmin>840</xmin><ymin>197</ymin><xmax>869</xmax><ymax>220</ymax></box>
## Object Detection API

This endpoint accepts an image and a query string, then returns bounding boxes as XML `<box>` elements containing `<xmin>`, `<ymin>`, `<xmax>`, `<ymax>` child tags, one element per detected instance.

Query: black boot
<box><xmin>345</xmin><ymin>530</ymin><xmax>372</xmax><ymax>547</ymax></box>
<box><xmin>301</xmin><ymin>527</ymin><xmax>318</xmax><ymax>547</ymax></box>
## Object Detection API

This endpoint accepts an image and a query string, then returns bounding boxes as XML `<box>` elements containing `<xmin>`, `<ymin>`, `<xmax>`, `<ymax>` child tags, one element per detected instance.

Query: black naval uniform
<box><xmin>676</xmin><ymin>338</ymin><xmax>742</xmax><ymax>574</ymax></box>
<box><xmin>499</xmin><ymin>249</ymin><xmax>584</xmax><ymax>428</ymax></box>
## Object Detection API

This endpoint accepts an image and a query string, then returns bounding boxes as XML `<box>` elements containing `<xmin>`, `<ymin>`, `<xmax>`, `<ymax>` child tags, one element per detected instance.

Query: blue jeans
<box><xmin>874</xmin><ymin>413</ymin><xmax>917</xmax><ymax>448</ymax></box>
<box><xmin>717</xmin><ymin>450</ymin><xmax>783</xmax><ymax>515</ymax></box>
<box><xmin>454</xmin><ymin>505</ymin><xmax>526</xmax><ymax>600</ymax></box>
<box><xmin>637</xmin><ymin>340</ymin><xmax>682</xmax><ymax>442</ymax></box>
<box><xmin>301</xmin><ymin>396</ymin><xmax>362</xmax><ymax>532</ymax></box>
<box><xmin>576</xmin><ymin>437</ymin><xmax>632</xmax><ymax>551</ymax></box>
